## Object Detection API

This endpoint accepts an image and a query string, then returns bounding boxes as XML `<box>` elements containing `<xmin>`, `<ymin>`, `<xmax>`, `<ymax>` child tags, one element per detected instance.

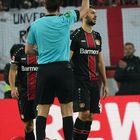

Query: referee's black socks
<box><xmin>25</xmin><ymin>130</ymin><xmax>35</xmax><ymax>140</ymax></box>
<box><xmin>63</xmin><ymin>116</ymin><xmax>73</xmax><ymax>140</ymax></box>
<box><xmin>36</xmin><ymin>116</ymin><xmax>46</xmax><ymax>140</ymax></box>
<box><xmin>73</xmin><ymin>117</ymin><xmax>92</xmax><ymax>140</ymax></box>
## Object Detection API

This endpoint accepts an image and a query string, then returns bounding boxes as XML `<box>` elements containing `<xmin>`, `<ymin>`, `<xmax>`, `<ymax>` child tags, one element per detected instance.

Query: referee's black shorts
<box><xmin>36</xmin><ymin>61</ymin><xmax>74</xmax><ymax>104</ymax></box>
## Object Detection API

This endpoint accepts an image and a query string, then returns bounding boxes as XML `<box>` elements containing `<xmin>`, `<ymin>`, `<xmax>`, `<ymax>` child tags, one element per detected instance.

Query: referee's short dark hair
<box><xmin>45</xmin><ymin>0</ymin><xmax>62</xmax><ymax>13</ymax></box>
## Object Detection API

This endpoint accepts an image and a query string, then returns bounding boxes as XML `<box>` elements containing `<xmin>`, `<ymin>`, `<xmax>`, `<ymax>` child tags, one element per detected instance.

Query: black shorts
<box><xmin>18</xmin><ymin>97</ymin><xmax>36</xmax><ymax>122</ymax></box>
<box><xmin>73</xmin><ymin>78</ymin><xmax>101</xmax><ymax>113</ymax></box>
<box><xmin>36</xmin><ymin>61</ymin><xmax>74</xmax><ymax>104</ymax></box>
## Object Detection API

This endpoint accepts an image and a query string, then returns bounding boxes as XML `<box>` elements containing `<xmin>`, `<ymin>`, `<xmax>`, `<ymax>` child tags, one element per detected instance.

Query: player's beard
<box><xmin>86</xmin><ymin>17</ymin><xmax>96</xmax><ymax>26</ymax></box>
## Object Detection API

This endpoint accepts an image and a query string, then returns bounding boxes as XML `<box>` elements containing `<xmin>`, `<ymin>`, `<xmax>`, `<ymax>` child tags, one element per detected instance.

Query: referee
<box><xmin>25</xmin><ymin>0</ymin><xmax>89</xmax><ymax>140</ymax></box>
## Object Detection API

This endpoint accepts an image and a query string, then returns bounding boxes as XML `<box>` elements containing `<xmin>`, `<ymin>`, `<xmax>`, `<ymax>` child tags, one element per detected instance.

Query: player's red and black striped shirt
<box><xmin>70</xmin><ymin>27</ymin><xmax>102</xmax><ymax>81</ymax></box>
<box><xmin>11</xmin><ymin>46</ymin><xmax>38</xmax><ymax>100</ymax></box>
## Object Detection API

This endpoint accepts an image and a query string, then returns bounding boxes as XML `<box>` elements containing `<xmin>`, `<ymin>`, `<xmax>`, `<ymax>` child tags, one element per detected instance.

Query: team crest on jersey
<box><xmin>79</xmin><ymin>103</ymin><xmax>85</xmax><ymax>108</ymax></box>
<box><xmin>95</xmin><ymin>39</ymin><xmax>100</xmax><ymax>46</ymax></box>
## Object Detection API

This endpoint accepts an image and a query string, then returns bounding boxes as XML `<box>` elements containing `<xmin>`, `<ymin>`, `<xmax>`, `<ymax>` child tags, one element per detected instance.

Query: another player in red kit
<box><xmin>9</xmin><ymin>42</ymin><xmax>38</xmax><ymax>140</ymax></box>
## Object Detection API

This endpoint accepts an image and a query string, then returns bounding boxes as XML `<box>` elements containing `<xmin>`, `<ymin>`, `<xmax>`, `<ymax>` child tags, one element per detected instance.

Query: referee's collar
<box><xmin>45</xmin><ymin>14</ymin><xmax>62</xmax><ymax>17</ymax></box>
<box><xmin>45</xmin><ymin>14</ymin><xmax>57</xmax><ymax>17</ymax></box>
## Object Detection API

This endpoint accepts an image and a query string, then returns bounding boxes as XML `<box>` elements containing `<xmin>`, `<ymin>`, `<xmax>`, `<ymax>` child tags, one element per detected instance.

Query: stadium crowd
<box><xmin>0</xmin><ymin>0</ymin><xmax>139</xmax><ymax>11</ymax></box>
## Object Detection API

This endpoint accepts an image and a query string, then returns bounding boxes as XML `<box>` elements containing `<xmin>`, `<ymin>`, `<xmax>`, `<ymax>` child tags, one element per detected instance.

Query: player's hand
<box><xmin>11</xmin><ymin>87</ymin><xmax>19</xmax><ymax>99</ymax></box>
<box><xmin>102</xmin><ymin>85</ymin><xmax>108</xmax><ymax>100</ymax></box>
<box><xmin>118</xmin><ymin>60</ymin><xmax>127</xmax><ymax>69</ymax></box>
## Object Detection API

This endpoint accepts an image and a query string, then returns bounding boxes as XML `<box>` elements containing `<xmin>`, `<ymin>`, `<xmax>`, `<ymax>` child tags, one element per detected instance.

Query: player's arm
<box><xmin>98</xmin><ymin>52</ymin><xmax>108</xmax><ymax>99</ymax></box>
<box><xmin>9</xmin><ymin>63</ymin><xmax>19</xmax><ymax>99</ymax></box>
<box><xmin>70</xmin><ymin>50</ymin><xmax>74</xmax><ymax>59</ymax></box>
<box><xmin>79</xmin><ymin>0</ymin><xmax>89</xmax><ymax>19</ymax></box>
<box><xmin>25</xmin><ymin>44</ymin><xmax>37</xmax><ymax>54</ymax></box>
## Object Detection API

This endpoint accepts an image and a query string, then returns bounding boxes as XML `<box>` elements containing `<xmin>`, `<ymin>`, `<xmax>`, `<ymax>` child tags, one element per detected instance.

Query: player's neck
<box><xmin>82</xmin><ymin>23</ymin><xmax>93</xmax><ymax>33</ymax></box>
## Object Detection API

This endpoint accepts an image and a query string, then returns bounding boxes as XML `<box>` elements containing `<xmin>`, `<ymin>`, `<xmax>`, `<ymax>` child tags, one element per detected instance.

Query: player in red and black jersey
<box><xmin>70</xmin><ymin>6</ymin><xmax>108</xmax><ymax>140</ymax></box>
<box><xmin>9</xmin><ymin>42</ymin><xmax>38</xmax><ymax>140</ymax></box>
<box><xmin>71</xmin><ymin>27</ymin><xmax>101</xmax><ymax>81</ymax></box>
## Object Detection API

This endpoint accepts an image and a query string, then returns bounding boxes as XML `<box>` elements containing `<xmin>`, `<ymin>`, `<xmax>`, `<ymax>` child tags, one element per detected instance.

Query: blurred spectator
<box><xmin>20</xmin><ymin>0</ymin><xmax>42</xmax><ymax>9</ymax></box>
<box><xmin>0</xmin><ymin>1</ymin><xmax>3</xmax><ymax>11</ymax></box>
<box><xmin>35</xmin><ymin>0</ymin><xmax>44</xmax><ymax>6</ymax></box>
<box><xmin>123</xmin><ymin>0</ymin><xmax>137</xmax><ymax>5</ymax></box>
<box><xmin>111</xmin><ymin>0</ymin><xmax>121</xmax><ymax>6</ymax></box>
<box><xmin>114</xmin><ymin>42</ymin><xmax>140</xmax><ymax>95</ymax></box>
<box><xmin>1</xmin><ymin>0</ymin><xmax>10</xmax><ymax>10</ymax></box>
<box><xmin>0</xmin><ymin>0</ymin><xmax>139</xmax><ymax>11</ymax></box>
<box><xmin>97</xmin><ymin>0</ymin><xmax>106</xmax><ymax>6</ymax></box>
<box><xmin>62</xmin><ymin>0</ymin><xmax>74</xmax><ymax>6</ymax></box>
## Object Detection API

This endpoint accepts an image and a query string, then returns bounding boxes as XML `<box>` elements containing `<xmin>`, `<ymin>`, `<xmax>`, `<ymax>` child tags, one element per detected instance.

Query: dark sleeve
<box><xmin>125</xmin><ymin>58</ymin><xmax>140</xmax><ymax>81</ymax></box>
<box><xmin>70</xmin><ymin>39</ymin><xmax>77</xmax><ymax>52</ymax></box>
<box><xmin>95</xmin><ymin>32</ymin><xmax>102</xmax><ymax>52</ymax></box>
<box><xmin>74</xmin><ymin>10</ymin><xmax>80</xmax><ymax>21</ymax></box>
<box><xmin>98</xmin><ymin>34</ymin><xmax>102</xmax><ymax>52</ymax></box>
<box><xmin>70</xmin><ymin>29</ymin><xmax>79</xmax><ymax>52</ymax></box>
<box><xmin>11</xmin><ymin>50</ymin><xmax>21</xmax><ymax>65</ymax></box>
<box><xmin>114</xmin><ymin>66</ymin><xmax>128</xmax><ymax>82</ymax></box>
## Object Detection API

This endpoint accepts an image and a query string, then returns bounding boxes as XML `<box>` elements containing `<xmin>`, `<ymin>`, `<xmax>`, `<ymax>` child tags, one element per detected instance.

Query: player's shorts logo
<box><xmin>79</xmin><ymin>103</ymin><xmax>85</xmax><ymax>108</ymax></box>
<box><xmin>21</xmin><ymin>114</ymin><xmax>24</xmax><ymax>119</ymax></box>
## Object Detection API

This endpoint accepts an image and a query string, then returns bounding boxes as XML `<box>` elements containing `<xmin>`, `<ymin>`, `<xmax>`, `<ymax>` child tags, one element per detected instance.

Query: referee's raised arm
<box><xmin>79</xmin><ymin>0</ymin><xmax>89</xmax><ymax>19</ymax></box>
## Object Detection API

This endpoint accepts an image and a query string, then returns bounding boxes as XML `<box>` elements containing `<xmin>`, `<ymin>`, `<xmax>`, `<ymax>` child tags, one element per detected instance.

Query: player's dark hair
<box><xmin>44</xmin><ymin>0</ymin><xmax>62</xmax><ymax>13</ymax></box>
<box><xmin>10</xmin><ymin>44</ymin><xmax>24</xmax><ymax>58</ymax></box>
